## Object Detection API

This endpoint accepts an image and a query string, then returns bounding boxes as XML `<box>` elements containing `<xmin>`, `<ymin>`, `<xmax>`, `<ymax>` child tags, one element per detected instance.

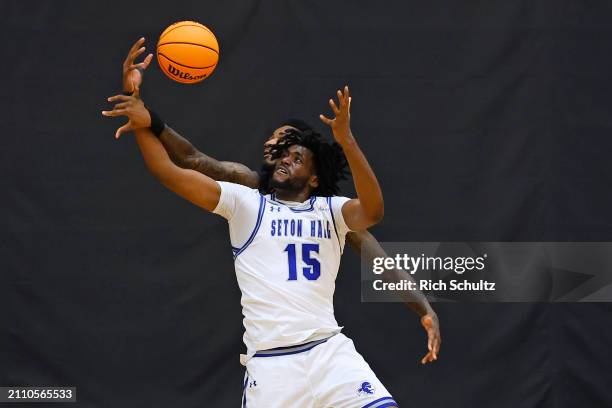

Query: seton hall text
<box><xmin>270</xmin><ymin>219</ymin><xmax>331</xmax><ymax>239</ymax></box>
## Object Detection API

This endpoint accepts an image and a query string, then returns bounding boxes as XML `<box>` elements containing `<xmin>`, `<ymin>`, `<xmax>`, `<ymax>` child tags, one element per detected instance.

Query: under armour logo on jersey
<box><xmin>249</xmin><ymin>380</ymin><xmax>257</xmax><ymax>388</ymax></box>
<box><xmin>269</xmin><ymin>205</ymin><xmax>281</xmax><ymax>212</ymax></box>
<box><xmin>357</xmin><ymin>381</ymin><xmax>375</xmax><ymax>396</ymax></box>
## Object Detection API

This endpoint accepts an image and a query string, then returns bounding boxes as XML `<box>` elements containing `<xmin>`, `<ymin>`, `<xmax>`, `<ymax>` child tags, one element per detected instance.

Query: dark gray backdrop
<box><xmin>3</xmin><ymin>1</ymin><xmax>612</xmax><ymax>407</ymax></box>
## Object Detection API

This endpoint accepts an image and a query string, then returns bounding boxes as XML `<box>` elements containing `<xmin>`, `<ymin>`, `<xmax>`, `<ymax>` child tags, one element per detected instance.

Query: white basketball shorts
<box><xmin>241</xmin><ymin>333</ymin><xmax>398</xmax><ymax>408</ymax></box>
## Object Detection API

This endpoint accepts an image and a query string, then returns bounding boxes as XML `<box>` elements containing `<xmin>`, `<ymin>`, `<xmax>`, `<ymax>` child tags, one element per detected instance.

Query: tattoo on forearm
<box><xmin>158</xmin><ymin>125</ymin><xmax>260</xmax><ymax>188</ymax></box>
<box><xmin>159</xmin><ymin>125</ymin><xmax>199</xmax><ymax>168</ymax></box>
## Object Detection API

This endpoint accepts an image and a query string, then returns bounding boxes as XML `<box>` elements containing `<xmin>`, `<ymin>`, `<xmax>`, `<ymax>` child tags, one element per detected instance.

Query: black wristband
<box><xmin>148</xmin><ymin>108</ymin><xmax>165</xmax><ymax>137</ymax></box>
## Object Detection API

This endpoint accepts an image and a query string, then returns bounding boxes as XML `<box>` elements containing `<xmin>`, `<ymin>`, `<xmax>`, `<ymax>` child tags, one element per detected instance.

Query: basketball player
<box><xmin>104</xmin><ymin>81</ymin><xmax>403</xmax><ymax>407</ymax></box>
<box><xmin>115</xmin><ymin>38</ymin><xmax>441</xmax><ymax>364</ymax></box>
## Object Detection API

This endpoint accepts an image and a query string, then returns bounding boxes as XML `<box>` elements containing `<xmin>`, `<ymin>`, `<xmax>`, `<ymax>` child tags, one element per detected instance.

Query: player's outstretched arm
<box><xmin>346</xmin><ymin>231</ymin><xmax>441</xmax><ymax>364</ymax></box>
<box><xmin>102</xmin><ymin>92</ymin><xmax>221</xmax><ymax>212</ymax></box>
<box><xmin>120</xmin><ymin>38</ymin><xmax>259</xmax><ymax>188</ymax></box>
<box><xmin>157</xmin><ymin>125</ymin><xmax>260</xmax><ymax>188</ymax></box>
<box><xmin>347</xmin><ymin>231</ymin><xmax>436</xmax><ymax>316</ymax></box>
<box><xmin>119</xmin><ymin>108</ymin><xmax>259</xmax><ymax>187</ymax></box>
<box><xmin>135</xmin><ymin>127</ymin><xmax>221</xmax><ymax>212</ymax></box>
<box><xmin>320</xmin><ymin>86</ymin><xmax>384</xmax><ymax>231</ymax></box>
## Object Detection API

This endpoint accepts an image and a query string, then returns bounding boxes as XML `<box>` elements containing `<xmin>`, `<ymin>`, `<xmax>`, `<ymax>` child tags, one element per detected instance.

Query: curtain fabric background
<box><xmin>3</xmin><ymin>1</ymin><xmax>612</xmax><ymax>406</ymax></box>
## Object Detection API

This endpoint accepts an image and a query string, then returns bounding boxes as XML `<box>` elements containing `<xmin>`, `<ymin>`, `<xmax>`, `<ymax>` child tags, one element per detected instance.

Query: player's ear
<box><xmin>309</xmin><ymin>175</ymin><xmax>319</xmax><ymax>190</ymax></box>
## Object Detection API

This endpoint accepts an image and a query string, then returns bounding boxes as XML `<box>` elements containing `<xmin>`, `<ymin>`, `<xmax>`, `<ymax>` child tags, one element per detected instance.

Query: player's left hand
<box><xmin>101</xmin><ymin>87</ymin><xmax>151</xmax><ymax>139</ymax></box>
<box><xmin>123</xmin><ymin>37</ymin><xmax>154</xmax><ymax>94</ymax></box>
<box><xmin>420</xmin><ymin>313</ymin><xmax>441</xmax><ymax>365</ymax></box>
<box><xmin>319</xmin><ymin>85</ymin><xmax>353</xmax><ymax>145</ymax></box>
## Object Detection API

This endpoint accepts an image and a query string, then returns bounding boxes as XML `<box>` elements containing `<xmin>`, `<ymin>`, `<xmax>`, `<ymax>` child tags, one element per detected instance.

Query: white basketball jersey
<box><xmin>213</xmin><ymin>181</ymin><xmax>352</xmax><ymax>360</ymax></box>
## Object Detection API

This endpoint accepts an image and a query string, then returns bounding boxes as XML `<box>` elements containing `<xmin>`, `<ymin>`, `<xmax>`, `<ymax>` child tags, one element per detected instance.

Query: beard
<box><xmin>269</xmin><ymin>172</ymin><xmax>309</xmax><ymax>192</ymax></box>
<box><xmin>260</xmin><ymin>160</ymin><xmax>313</xmax><ymax>195</ymax></box>
<box><xmin>259</xmin><ymin>161</ymin><xmax>307</xmax><ymax>193</ymax></box>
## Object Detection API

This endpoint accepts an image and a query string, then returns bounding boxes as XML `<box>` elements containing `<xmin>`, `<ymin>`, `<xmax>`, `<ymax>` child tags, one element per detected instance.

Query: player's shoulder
<box><xmin>217</xmin><ymin>180</ymin><xmax>261</xmax><ymax>196</ymax></box>
<box><xmin>318</xmin><ymin>195</ymin><xmax>351</xmax><ymax>205</ymax></box>
<box><xmin>217</xmin><ymin>181</ymin><xmax>264</xmax><ymax>210</ymax></box>
<box><xmin>311</xmin><ymin>195</ymin><xmax>352</xmax><ymax>211</ymax></box>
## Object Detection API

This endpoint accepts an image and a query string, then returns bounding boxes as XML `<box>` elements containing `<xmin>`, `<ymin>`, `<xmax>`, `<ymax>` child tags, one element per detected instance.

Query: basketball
<box><xmin>156</xmin><ymin>21</ymin><xmax>219</xmax><ymax>84</ymax></box>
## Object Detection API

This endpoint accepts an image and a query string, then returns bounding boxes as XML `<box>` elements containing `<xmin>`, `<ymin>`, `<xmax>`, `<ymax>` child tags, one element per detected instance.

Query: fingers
<box><xmin>337</xmin><ymin>89</ymin><xmax>346</xmax><ymax>108</ymax></box>
<box><xmin>125</xmin><ymin>47</ymin><xmax>145</xmax><ymax>69</ymax></box>
<box><xmin>323</xmin><ymin>85</ymin><xmax>351</xmax><ymax>122</ymax></box>
<box><xmin>422</xmin><ymin>332</ymin><xmax>440</xmax><ymax>364</ymax></box>
<box><xmin>115</xmin><ymin>122</ymin><xmax>132</xmax><ymax>139</ymax></box>
<box><xmin>433</xmin><ymin>334</ymin><xmax>441</xmax><ymax>357</ymax></box>
<box><xmin>337</xmin><ymin>85</ymin><xmax>350</xmax><ymax>108</ymax></box>
<box><xmin>103</xmin><ymin>90</ymin><xmax>137</xmax><ymax>138</ymax></box>
<box><xmin>330</xmin><ymin>85</ymin><xmax>350</xmax><ymax>116</ymax></box>
<box><xmin>328</xmin><ymin>98</ymin><xmax>340</xmax><ymax>115</ymax></box>
<box><xmin>128</xmin><ymin>37</ymin><xmax>145</xmax><ymax>55</ymax></box>
<box><xmin>101</xmin><ymin>108</ymin><xmax>127</xmax><ymax>117</ymax></box>
<box><xmin>124</xmin><ymin>38</ymin><xmax>151</xmax><ymax>73</ymax></box>
<box><xmin>125</xmin><ymin>37</ymin><xmax>145</xmax><ymax>65</ymax></box>
<box><xmin>430</xmin><ymin>332</ymin><xmax>440</xmax><ymax>360</ymax></box>
<box><xmin>107</xmin><ymin>94</ymin><xmax>132</xmax><ymax>103</ymax></box>
<box><xmin>112</xmin><ymin>101</ymin><xmax>129</xmax><ymax>110</ymax></box>
<box><xmin>131</xmin><ymin>46</ymin><xmax>146</xmax><ymax>62</ymax></box>
<box><xmin>421</xmin><ymin>351</ymin><xmax>430</xmax><ymax>364</ymax></box>
<box><xmin>319</xmin><ymin>114</ymin><xmax>333</xmax><ymax>126</ymax></box>
<box><xmin>427</xmin><ymin>330</ymin><xmax>441</xmax><ymax>361</ymax></box>
<box><xmin>104</xmin><ymin>94</ymin><xmax>136</xmax><ymax>116</ymax></box>
<box><xmin>141</xmin><ymin>53</ymin><xmax>154</xmax><ymax>70</ymax></box>
<box><xmin>425</xmin><ymin>327</ymin><xmax>437</xmax><ymax>361</ymax></box>
<box><xmin>420</xmin><ymin>314</ymin><xmax>440</xmax><ymax>362</ymax></box>
<box><xmin>421</xmin><ymin>350</ymin><xmax>436</xmax><ymax>365</ymax></box>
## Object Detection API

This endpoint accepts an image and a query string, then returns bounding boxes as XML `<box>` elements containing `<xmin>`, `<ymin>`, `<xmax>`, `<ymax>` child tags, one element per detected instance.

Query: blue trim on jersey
<box><xmin>242</xmin><ymin>371</ymin><xmax>248</xmax><ymax>408</ymax></box>
<box><xmin>362</xmin><ymin>396</ymin><xmax>398</xmax><ymax>408</ymax></box>
<box><xmin>269</xmin><ymin>194</ymin><xmax>316</xmax><ymax>212</ymax></box>
<box><xmin>233</xmin><ymin>195</ymin><xmax>266</xmax><ymax>259</ymax></box>
<box><xmin>253</xmin><ymin>336</ymin><xmax>333</xmax><ymax>357</ymax></box>
<box><xmin>327</xmin><ymin>197</ymin><xmax>342</xmax><ymax>250</ymax></box>
<box><xmin>376</xmin><ymin>403</ymin><xmax>398</xmax><ymax>408</ymax></box>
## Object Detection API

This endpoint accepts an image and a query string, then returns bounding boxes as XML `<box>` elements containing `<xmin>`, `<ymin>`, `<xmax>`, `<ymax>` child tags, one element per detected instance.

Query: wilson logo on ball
<box><xmin>167</xmin><ymin>64</ymin><xmax>207</xmax><ymax>81</ymax></box>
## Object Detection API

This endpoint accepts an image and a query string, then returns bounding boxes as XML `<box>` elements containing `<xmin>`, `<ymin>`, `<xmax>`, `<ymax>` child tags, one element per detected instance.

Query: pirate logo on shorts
<box><xmin>357</xmin><ymin>381</ymin><xmax>375</xmax><ymax>396</ymax></box>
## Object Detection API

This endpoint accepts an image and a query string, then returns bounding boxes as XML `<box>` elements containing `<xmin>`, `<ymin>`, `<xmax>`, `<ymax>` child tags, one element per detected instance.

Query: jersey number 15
<box><xmin>284</xmin><ymin>243</ymin><xmax>320</xmax><ymax>281</ymax></box>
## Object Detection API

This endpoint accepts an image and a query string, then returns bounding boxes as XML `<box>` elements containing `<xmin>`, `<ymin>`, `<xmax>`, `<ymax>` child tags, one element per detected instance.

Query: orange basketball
<box><xmin>156</xmin><ymin>21</ymin><xmax>219</xmax><ymax>84</ymax></box>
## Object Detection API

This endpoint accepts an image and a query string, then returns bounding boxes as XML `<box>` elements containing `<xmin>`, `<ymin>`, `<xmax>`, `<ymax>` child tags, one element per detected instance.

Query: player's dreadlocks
<box><xmin>267</xmin><ymin>126</ymin><xmax>349</xmax><ymax>196</ymax></box>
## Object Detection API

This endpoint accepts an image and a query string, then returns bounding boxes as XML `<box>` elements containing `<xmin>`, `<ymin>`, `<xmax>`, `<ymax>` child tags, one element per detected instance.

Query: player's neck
<box><xmin>274</xmin><ymin>188</ymin><xmax>311</xmax><ymax>203</ymax></box>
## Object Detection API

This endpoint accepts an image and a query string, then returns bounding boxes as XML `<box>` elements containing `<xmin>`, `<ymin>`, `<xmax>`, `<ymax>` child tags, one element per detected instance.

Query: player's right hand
<box><xmin>123</xmin><ymin>37</ymin><xmax>153</xmax><ymax>94</ymax></box>
<box><xmin>102</xmin><ymin>87</ymin><xmax>151</xmax><ymax>139</ymax></box>
<box><xmin>319</xmin><ymin>85</ymin><xmax>352</xmax><ymax>145</ymax></box>
<box><xmin>420</xmin><ymin>313</ymin><xmax>441</xmax><ymax>365</ymax></box>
